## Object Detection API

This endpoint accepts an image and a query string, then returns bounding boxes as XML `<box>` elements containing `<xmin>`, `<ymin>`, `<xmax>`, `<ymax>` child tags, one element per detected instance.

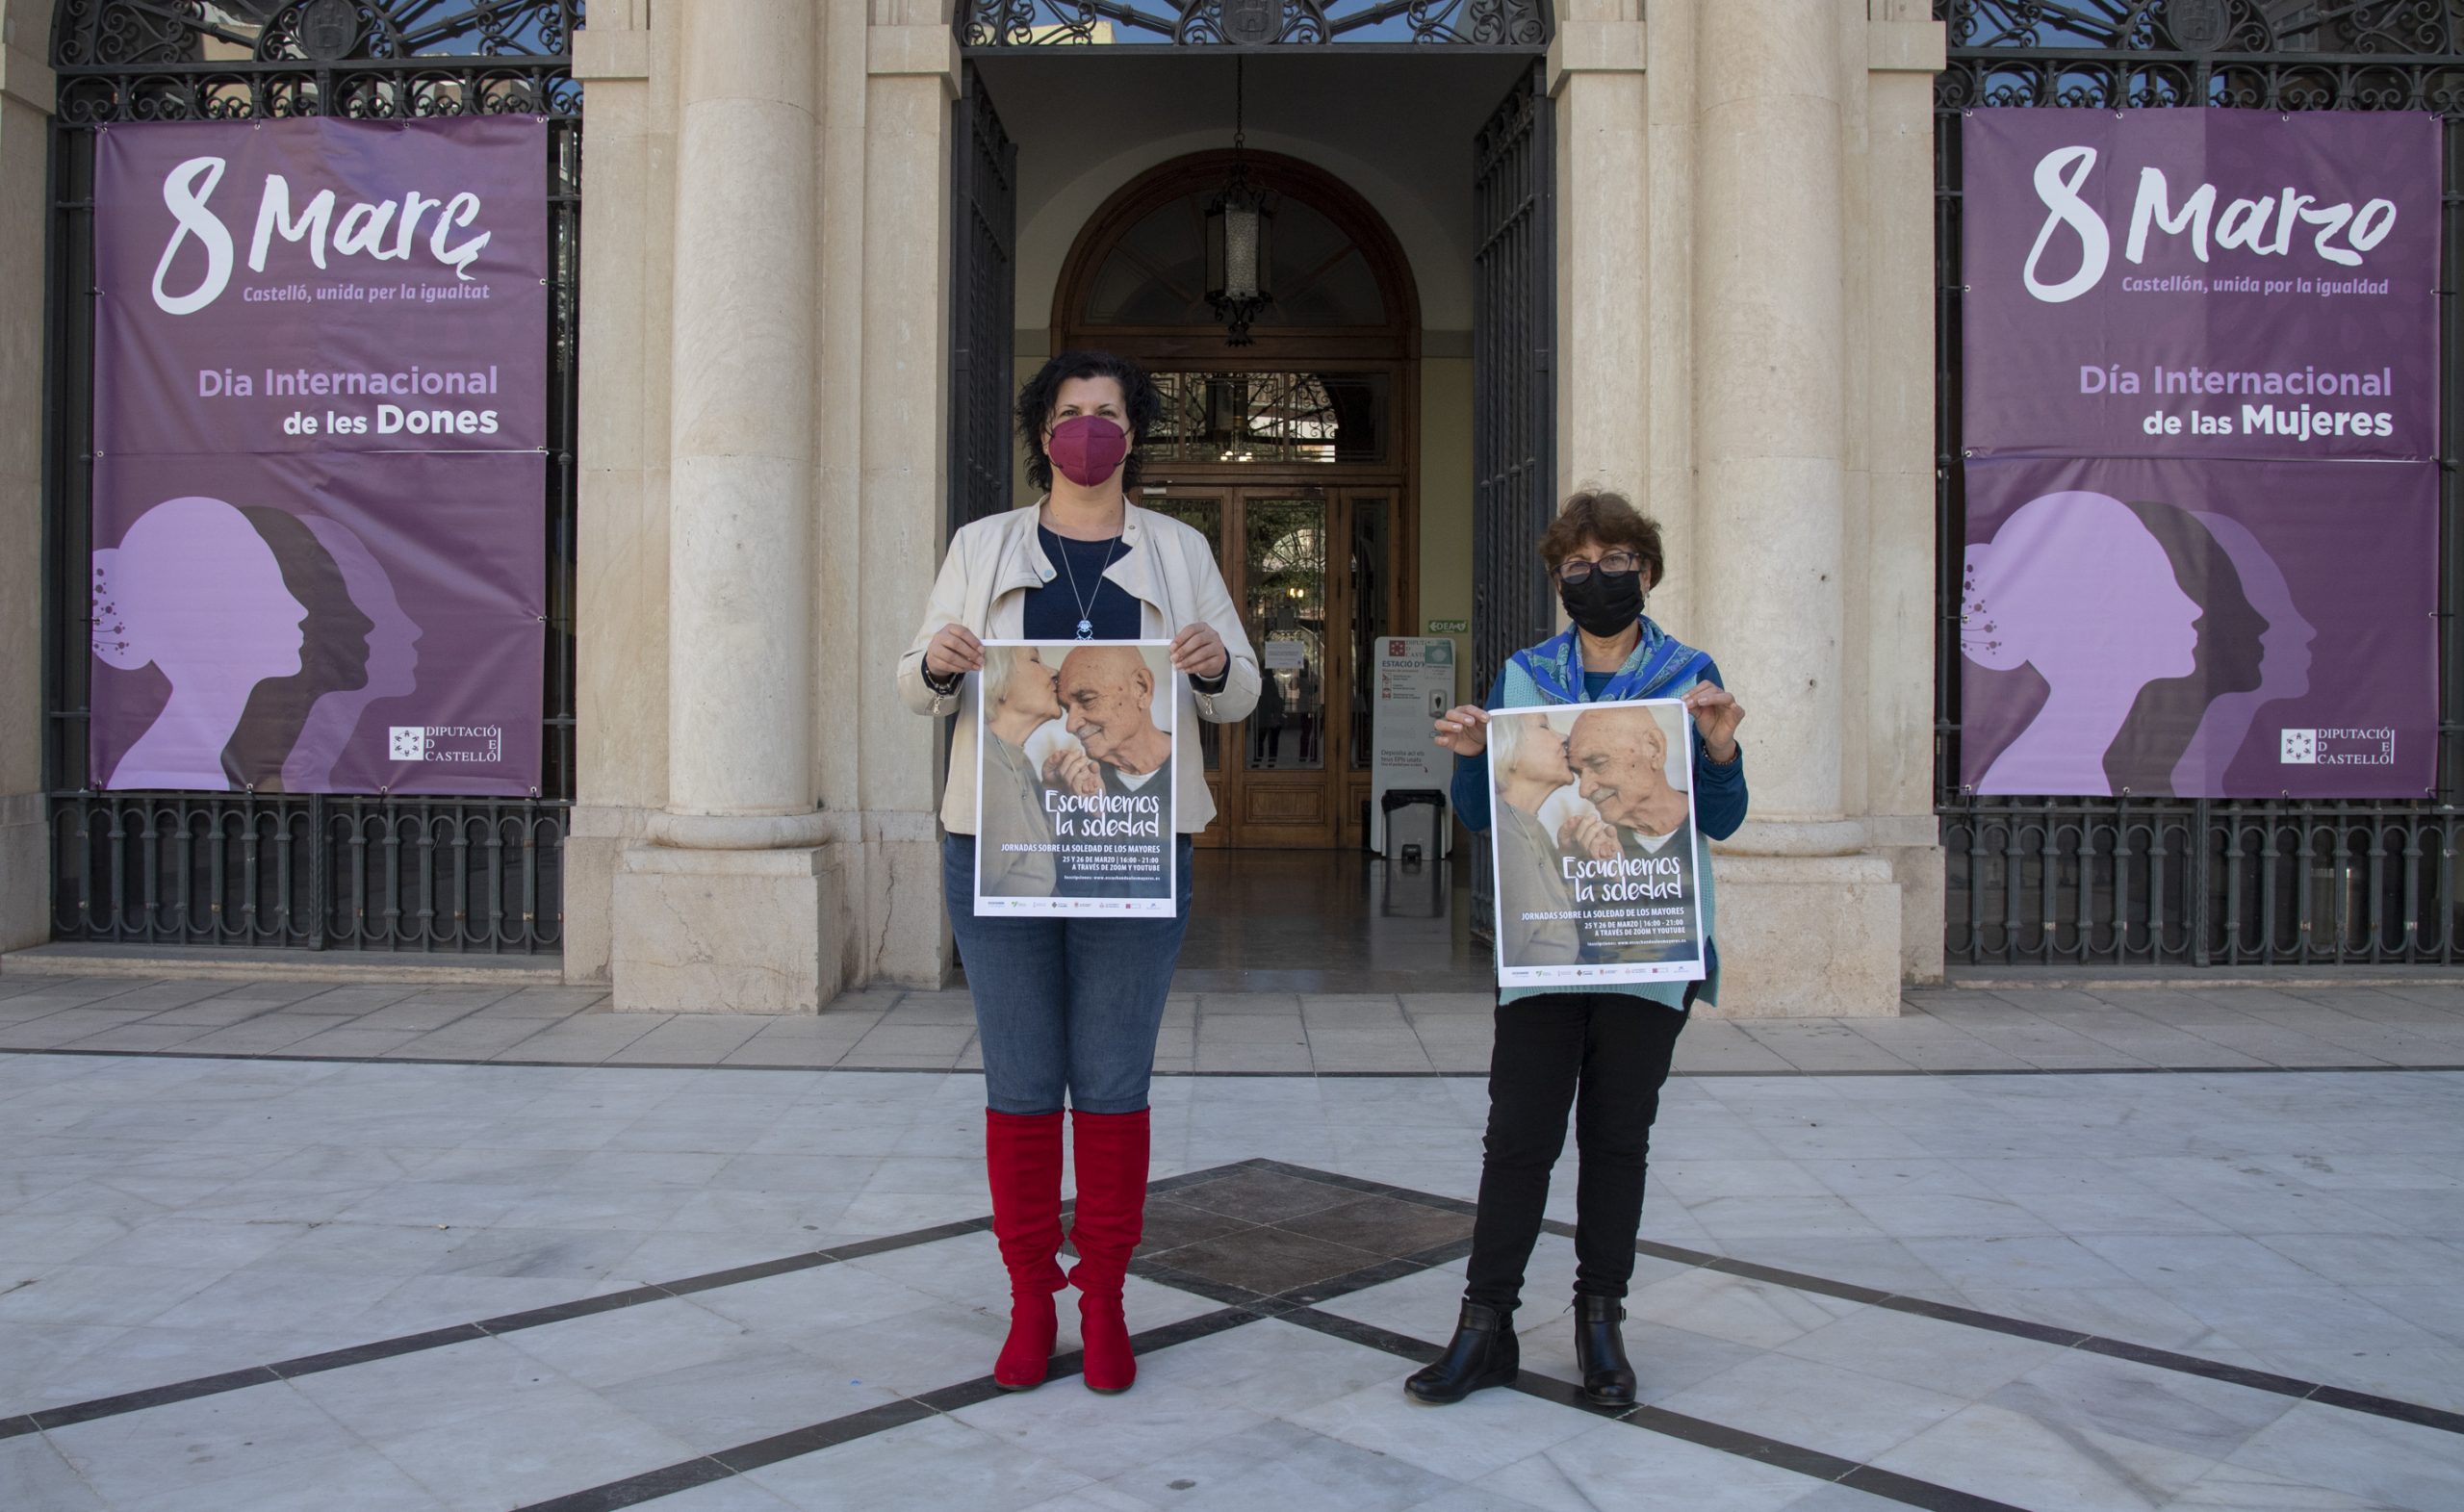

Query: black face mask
<box><xmin>1558</xmin><ymin>567</ymin><xmax>1644</xmax><ymax>638</ymax></box>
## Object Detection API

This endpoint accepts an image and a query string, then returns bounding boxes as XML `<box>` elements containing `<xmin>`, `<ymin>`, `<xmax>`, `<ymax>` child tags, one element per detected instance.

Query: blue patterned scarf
<box><xmin>1508</xmin><ymin>617</ymin><xmax>1711</xmax><ymax>705</ymax></box>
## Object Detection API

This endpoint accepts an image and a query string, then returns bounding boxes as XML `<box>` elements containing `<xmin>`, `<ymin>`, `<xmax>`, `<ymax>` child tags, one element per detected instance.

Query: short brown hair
<box><xmin>1540</xmin><ymin>490</ymin><xmax>1663</xmax><ymax>587</ymax></box>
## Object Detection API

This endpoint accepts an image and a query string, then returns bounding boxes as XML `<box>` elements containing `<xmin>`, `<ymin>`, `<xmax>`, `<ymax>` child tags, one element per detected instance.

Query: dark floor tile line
<box><xmin>271</xmin><ymin>1324</ymin><xmax>492</xmax><ymax>1379</ymax></box>
<box><xmin>25</xmin><ymin>1365</ymin><xmax>286</xmax><ymax>1431</ymax></box>
<box><xmin>507</xmin><ymin>1309</ymin><xmax>1258</xmax><ymax>1512</ymax></box>
<box><xmin>1125</xmin><ymin>1255</ymin><xmax>1281</xmax><ymax>1312</ymax></box>
<box><xmin>1</xmin><ymin>1193</ymin><xmax>1010</xmax><ymax>1438</ymax></box>
<box><xmin>2308</xmin><ymin>1385</ymin><xmax>2464</xmax><ymax>1435</ymax></box>
<box><xmin>1275</xmin><ymin>1306</ymin><xmax>2032</xmax><ymax>1512</ymax></box>
<box><xmin>1616</xmin><ymin>1227</ymin><xmax>2464</xmax><ymax>1437</ymax></box>
<box><xmin>509</xmin><ymin>1454</ymin><xmax>742</xmax><ymax>1512</ymax></box>
<box><xmin>703</xmin><ymin>1398</ymin><xmax>940</xmax><ymax>1476</ymax></box>
<box><xmin>1835</xmin><ymin>1464</ymin><xmax>2043</xmax><ymax>1512</ymax></box>
<box><xmin>1252</xmin><ymin>1165</ymin><xmax>2464</xmax><ymax>1442</ymax></box>
<box><xmin>1244</xmin><ymin>1157</ymin><xmax>1482</xmax><ymax>1217</ymax></box>
<box><xmin>476</xmin><ymin>1286</ymin><xmax>685</xmax><ymax>1334</ymax></box>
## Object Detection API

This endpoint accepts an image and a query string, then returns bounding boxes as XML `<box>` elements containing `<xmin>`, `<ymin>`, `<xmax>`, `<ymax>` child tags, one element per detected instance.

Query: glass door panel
<box><xmin>1242</xmin><ymin>496</ymin><xmax>1328</xmax><ymax>775</ymax></box>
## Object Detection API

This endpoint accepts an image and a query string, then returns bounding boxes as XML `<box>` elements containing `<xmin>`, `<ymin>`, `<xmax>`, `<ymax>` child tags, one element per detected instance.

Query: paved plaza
<box><xmin>2</xmin><ymin>969</ymin><xmax>2462</xmax><ymax>1510</ymax></box>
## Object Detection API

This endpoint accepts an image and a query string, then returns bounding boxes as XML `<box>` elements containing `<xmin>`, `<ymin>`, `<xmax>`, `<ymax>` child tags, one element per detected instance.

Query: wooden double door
<box><xmin>1142</xmin><ymin>484</ymin><xmax>1407</xmax><ymax>848</ymax></box>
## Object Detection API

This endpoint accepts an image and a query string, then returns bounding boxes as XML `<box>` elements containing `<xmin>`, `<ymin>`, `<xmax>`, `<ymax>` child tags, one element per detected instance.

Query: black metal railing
<box><xmin>49</xmin><ymin>794</ymin><xmax>566</xmax><ymax>953</ymax></box>
<box><xmin>1936</xmin><ymin>0</ymin><xmax>2464</xmax><ymax>965</ymax></box>
<box><xmin>41</xmin><ymin>1</ymin><xmax>581</xmax><ymax>955</ymax></box>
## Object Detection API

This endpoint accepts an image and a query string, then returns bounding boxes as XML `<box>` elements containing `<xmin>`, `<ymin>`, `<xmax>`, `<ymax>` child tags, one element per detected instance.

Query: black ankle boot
<box><xmin>1574</xmin><ymin>1295</ymin><xmax>1635</xmax><ymax>1406</ymax></box>
<box><xmin>1404</xmin><ymin>1301</ymin><xmax>1519</xmax><ymax>1404</ymax></box>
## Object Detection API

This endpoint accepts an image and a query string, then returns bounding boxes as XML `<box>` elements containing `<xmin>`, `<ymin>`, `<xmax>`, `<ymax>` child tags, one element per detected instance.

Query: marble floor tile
<box><xmin>2158</xmin><ymin>1461</ymin><xmax>2414</xmax><ymax>1511</ymax></box>
<box><xmin>961</xmin><ymin>1371</ymin><xmax>1268</xmax><ymax>1481</ymax></box>
<box><xmin>599</xmin><ymin>1340</ymin><xmax>900</xmax><ymax>1451</ymax></box>
<box><xmin>1626</xmin><ymin>1269</ymin><xmax>1863</xmax><ymax>1351</ymax></box>
<box><xmin>0</xmin><ymin>1432</ymin><xmax>107</xmax><ymax>1510</ymax></box>
<box><xmin>1774</xmin><ymin>1302</ymin><xmax>2065</xmax><ymax>1397</ymax></box>
<box><xmin>749</xmin><ymin>1415</ymin><xmax>1093</xmax><ymax>1512</ymax></box>
<box><xmin>1660</xmin><ymin>1351</ymin><xmax>1972</xmax><ymax>1461</ymax></box>
<box><xmin>1873</xmin><ymin>1399</ymin><xmax>2223</xmax><ymax>1512</ymax></box>
<box><xmin>1475</xmin><ymin>1420</ymin><xmax>1820</xmax><ymax>1512</ymax></box>
<box><xmin>1987</xmin><ymin>1350</ymin><xmax>2298</xmax><ymax>1462</ymax></box>
<box><xmin>1292</xmin><ymin>1373</ymin><xmax>1598</xmax><ymax>1482</ymax></box>
<box><xmin>1096</xmin><ymin>1415</ymin><xmax>1461</xmax><ymax>1512</ymax></box>
<box><xmin>7</xmin><ymin>1045</ymin><xmax>2464</xmax><ymax>1511</ymax></box>
<box><xmin>2227</xmin><ymin>1400</ymin><xmax>2464</xmax><ymax>1512</ymax></box>
<box><xmin>44</xmin><ymin>1379</ymin><xmax>365</xmax><ymax>1506</ymax></box>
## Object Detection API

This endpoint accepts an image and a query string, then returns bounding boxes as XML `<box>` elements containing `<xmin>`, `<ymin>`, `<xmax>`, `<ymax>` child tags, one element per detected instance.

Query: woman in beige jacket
<box><xmin>897</xmin><ymin>351</ymin><xmax>1256</xmax><ymax>1397</ymax></box>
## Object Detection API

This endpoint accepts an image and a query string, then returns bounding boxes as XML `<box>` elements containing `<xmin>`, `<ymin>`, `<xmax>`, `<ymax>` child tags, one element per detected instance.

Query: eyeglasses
<box><xmin>1554</xmin><ymin>551</ymin><xmax>1641</xmax><ymax>584</ymax></box>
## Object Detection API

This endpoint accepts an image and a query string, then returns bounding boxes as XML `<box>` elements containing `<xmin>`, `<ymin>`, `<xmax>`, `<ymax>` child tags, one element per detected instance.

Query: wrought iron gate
<box><xmin>949</xmin><ymin>64</ymin><xmax>1018</xmax><ymax>536</ymax></box>
<box><xmin>1471</xmin><ymin>64</ymin><xmax>1555</xmax><ymax>932</ymax></box>
<box><xmin>41</xmin><ymin>1</ymin><xmax>581</xmax><ymax>954</ymax></box>
<box><xmin>1936</xmin><ymin>0</ymin><xmax>2464</xmax><ymax>964</ymax></box>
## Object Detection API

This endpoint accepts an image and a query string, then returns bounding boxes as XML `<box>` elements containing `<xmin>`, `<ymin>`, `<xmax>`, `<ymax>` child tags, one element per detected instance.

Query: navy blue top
<box><xmin>1023</xmin><ymin>528</ymin><xmax>1142</xmax><ymax>641</ymax></box>
<box><xmin>1450</xmin><ymin>662</ymin><xmax>1749</xmax><ymax>841</ymax></box>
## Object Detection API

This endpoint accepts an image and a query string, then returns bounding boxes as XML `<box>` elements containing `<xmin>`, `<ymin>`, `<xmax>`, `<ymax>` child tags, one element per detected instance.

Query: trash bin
<box><xmin>1380</xmin><ymin>789</ymin><xmax>1448</xmax><ymax>918</ymax></box>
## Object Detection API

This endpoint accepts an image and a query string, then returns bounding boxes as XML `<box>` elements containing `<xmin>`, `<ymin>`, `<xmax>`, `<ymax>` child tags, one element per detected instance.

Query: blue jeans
<box><xmin>943</xmin><ymin>833</ymin><xmax>1194</xmax><ymax>1115</ymax></box>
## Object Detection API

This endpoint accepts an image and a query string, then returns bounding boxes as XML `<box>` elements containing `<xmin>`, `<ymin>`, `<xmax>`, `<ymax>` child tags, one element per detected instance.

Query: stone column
<box><xmin>565</xmin><ymin>0</ymin><xmax>670</xmax><ymax>985</ymax></box>
<box><xmin>1863</xmin><ymin>8</ymin><xmax>1951</xmax><ymax>983</ymax></box>
<box><xmin>0</xmin><ymin>21</ymin><xmax>53</xmax><ymax>954</ymax></box>
<box><xmin>854</xmin><ymin>21</ymin><xmax>962</xmax><ymax>988</ymax></box>
<box><xmin>1548</xmin><ymin>13</ymin><xmax>1654</xmax><ymax>593</ymax></box>
<box><xmin>611</xmin><ymin>0</ymin><xmax>841</xmax><ymax>1012</ymax></box>
<box><xmin>1689</xmin><ymin>0</ymin><xmax>1900</xmax><ymax>1015</ymax></box>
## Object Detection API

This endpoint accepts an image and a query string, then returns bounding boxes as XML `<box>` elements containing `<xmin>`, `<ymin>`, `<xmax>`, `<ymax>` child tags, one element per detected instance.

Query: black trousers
<box><xmin>1462</xmin><ymin>992</ymin><xmax>1689</xmax><ymax>1311</ymax></box>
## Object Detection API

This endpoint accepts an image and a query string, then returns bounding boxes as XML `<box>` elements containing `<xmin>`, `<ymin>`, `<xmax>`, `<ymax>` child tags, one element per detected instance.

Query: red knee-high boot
<box><xmin>1065</xmin><ymin>1108</ymin><xmax>1150</xmax><ymax>1394</ymax></box>
<box><xmin>986</xmin><ymin>1110</ymin><xmax>1066</xmax><ymax>1390</ymax></box>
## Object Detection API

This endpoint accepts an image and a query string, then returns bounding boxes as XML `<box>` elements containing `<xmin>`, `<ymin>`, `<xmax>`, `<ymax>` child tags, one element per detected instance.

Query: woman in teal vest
<box><xmin>1408</xmin><ymin>490</ymin><xmax>1748</xmax><ymax>1408</ymax></box>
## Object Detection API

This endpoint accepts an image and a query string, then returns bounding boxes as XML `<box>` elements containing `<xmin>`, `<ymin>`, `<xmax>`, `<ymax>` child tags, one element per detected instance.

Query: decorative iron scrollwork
<box><xmin>1943</xmin><ymin>1</ymin><xmax>2464</xmax><ymax>58</ymax></box>
<box><xmin>54</xmin><ymin>0</ymin><xmax>581</xmax><ymax>125</ymax></box>
<box><xmin>961</xmin><ymin>0</ymin><xmax>1551</xmax><ymax>47</ymax></box>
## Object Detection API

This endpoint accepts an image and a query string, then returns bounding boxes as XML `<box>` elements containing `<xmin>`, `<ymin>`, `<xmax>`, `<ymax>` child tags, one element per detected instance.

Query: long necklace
<box><xmin>1052</xmin><ymin>523</ymin><xmax>1123</xmax><ymax>640</ymax></box>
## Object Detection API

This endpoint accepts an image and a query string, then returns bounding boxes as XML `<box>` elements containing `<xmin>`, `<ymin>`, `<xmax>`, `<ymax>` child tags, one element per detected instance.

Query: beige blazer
<box><xmin>897</xmin><ymin>500</ymin><xmax>1261</xmax><ymax>833</ymax></box>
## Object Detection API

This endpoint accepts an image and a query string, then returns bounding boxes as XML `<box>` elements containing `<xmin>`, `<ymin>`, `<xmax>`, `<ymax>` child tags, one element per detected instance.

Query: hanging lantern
<box><xmin>1205</xmin><ymin>58</ymin><xmax>1273</xmax><ymax>346</ymax></box>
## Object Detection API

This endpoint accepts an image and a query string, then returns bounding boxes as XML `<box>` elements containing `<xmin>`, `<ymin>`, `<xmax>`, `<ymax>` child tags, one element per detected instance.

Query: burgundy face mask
<box><xmin>1047</xmin><ymin>414</ymin><xmax>1130</xmax><ymax>488</ymax></box>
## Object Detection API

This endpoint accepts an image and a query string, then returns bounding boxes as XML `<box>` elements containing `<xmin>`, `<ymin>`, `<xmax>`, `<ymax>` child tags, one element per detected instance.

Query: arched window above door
<box><xmin>1085</xmin><ymin>189</ymin><xmax>1385</xmax><ymax>329</ymax></box>
<box><xmin>1057</xmin><ymin>150</ymin><xmax>1418</xmax><ymax>350</ymax></box>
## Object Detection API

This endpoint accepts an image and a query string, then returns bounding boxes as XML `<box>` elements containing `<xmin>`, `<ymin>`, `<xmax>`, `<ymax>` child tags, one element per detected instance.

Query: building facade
<box><xmin>28</xmin><ymin>3</ymin><xmax>2441</xmax><ymax>1015</ymax></box>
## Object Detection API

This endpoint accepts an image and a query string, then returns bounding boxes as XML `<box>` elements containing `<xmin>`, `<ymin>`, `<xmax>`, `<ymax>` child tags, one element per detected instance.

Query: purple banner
<box><xmin>1960</xmin><ymin>457</ymin><xmax>2435</xmax><ymax>800</ymax></box>
<box><xmin>1960</xmin><ymin>109</ymin><xmax>2442</xmax><ymax>799</ymax></box>
<box><xmin>91</xmin><ymin>116</ymin><xmax>547</xmax><ymax>796</ymax></box>
<box><xmin>1964</xmin><ymin>109</ymin><xmax>2440</xmax><ymax>461</ymax></box>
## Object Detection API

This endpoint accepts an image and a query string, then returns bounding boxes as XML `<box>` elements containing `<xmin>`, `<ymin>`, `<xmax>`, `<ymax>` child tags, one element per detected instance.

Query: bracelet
<box><xmin>923</xmin><ymin>665</ymin><xmax>962</xmax><ymax>696</ymax></box>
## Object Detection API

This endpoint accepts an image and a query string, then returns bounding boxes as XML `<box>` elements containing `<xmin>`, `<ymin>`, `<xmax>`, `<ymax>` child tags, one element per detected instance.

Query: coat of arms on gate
<box><xmin>1220</xmin><ymin>0</ymin><xmax>1281</xmax><ymax>45</ymax></box>
<box><xmin>2164</xmin><ymin>0</ymin><xmax>2232</xmax><ymax>52</ymax></box>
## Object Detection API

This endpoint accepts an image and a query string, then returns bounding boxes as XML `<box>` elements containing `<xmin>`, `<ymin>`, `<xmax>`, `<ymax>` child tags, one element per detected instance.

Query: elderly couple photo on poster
<box><xmin>901</xmin><ymin>349</ymin><xmax>1746</xmax><ymax>1408</ymax></box>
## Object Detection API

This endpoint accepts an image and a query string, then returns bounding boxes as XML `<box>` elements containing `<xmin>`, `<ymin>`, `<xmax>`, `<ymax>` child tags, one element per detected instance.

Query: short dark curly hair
<box><xmin>1540</xmin><ymin>490</ymin><xmax>1665</xmax><ymax>589</ymax></box>
<box><xmin>1016</xmin><ymin>349</ymin><xmax>1161</xmax><ymax>492</ymax></box>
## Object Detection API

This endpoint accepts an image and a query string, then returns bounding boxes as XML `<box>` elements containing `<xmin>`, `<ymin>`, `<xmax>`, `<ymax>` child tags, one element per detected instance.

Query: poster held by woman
<box><xmin>1485</xmin><ymin>700</ymin><xmax>1707</xmax><ymax>987</ymax></box>
<box><xmin>974</xmin><ymin>640</ymin><xmax>1179</xmax><ymax>915</ymax></box>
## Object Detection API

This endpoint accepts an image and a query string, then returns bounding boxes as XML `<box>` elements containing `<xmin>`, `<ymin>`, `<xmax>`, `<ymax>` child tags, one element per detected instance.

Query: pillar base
<box><xmin>1706</xmin><ymin>851</ymin><xmax>1904</xmax><ymax>1018</ymax></box>
<box><xmin>610</xmin><ymin>841</ymin><xmax>850</xmax><ymax>1013</ymax></box>
<box><xmin>860</xmin><ymin>817</ymin><xmax>949</xmax><ymax>989</ymax></box>
<box><xmin>0</xmin><ymin>793</ymin><xmax>47</xmax><ymax>953</ymax></box>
